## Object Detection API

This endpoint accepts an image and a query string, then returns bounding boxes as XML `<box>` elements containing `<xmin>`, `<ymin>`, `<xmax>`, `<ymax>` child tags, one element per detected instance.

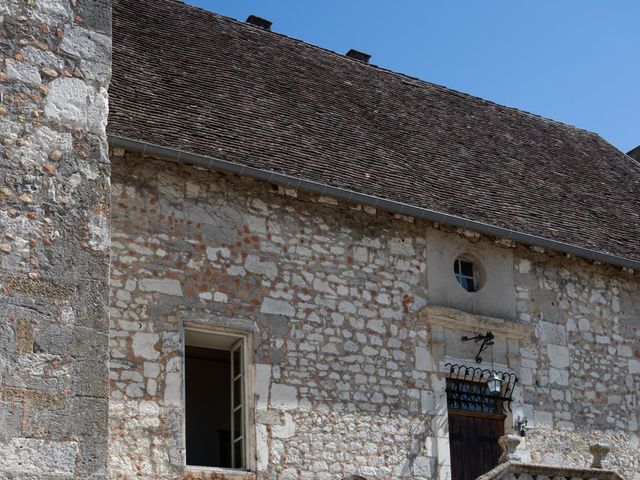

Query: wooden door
<box><xmin>448</xmin><ymin>410</ymin><xmax>504</xmax><ymax>480</ymax></box>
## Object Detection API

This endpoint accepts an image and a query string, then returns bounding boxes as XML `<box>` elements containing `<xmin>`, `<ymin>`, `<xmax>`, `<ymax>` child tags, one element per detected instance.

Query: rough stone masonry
<box><xmin>0</xmin><ymin>0</ymin><xmax>111</xmax><ymax>478</ymax></box>
<box><xmin>108</xmin><ymin>152</ymin><xmax>640</xmax><ymax>480</ymax></box>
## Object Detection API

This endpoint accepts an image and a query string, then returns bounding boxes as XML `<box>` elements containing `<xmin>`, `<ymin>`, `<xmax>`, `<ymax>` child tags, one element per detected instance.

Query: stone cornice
<box><xmin>417</xmin><ymin>305</ymin><xmax>535</xmax><ymax>341</ymax></box>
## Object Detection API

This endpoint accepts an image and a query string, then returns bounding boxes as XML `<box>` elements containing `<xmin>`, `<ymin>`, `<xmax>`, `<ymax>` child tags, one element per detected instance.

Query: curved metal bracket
<box><xmin>461</xmin><ymin>330</ymin><xmax>495</xmax><ymax>363</ymax></box>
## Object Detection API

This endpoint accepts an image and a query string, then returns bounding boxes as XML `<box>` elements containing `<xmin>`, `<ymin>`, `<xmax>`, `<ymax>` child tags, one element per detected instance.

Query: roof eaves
<box><xmin>108</xmin><ymin>134</ymin><xmax>640</xmax><ymax>272</ymax></box>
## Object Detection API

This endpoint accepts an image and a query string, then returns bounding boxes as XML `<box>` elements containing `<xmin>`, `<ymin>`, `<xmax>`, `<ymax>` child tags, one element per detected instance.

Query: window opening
<box><xmin>454</xmin><ymin>257</ymin><xmax>480</xmax><ymax>292</ymax></box>
<box><xmin>185</xmin><ymin>329</ymin><xmax>246</xmax><ymax>470</ymax></box>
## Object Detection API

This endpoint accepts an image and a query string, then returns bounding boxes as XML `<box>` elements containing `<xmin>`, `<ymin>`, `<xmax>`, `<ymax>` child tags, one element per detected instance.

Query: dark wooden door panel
<box><xmin>449</xmin><ymin>411</ymin><xmax>504</xmax><ymax>480</ymax></box>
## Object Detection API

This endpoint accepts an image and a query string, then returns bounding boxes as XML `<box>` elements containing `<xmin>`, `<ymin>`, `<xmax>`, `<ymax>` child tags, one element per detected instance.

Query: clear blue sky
<box><xmin>187</xmin><ymin>0</ymin><xmax>638</xmax><ymax>153</ymax></box>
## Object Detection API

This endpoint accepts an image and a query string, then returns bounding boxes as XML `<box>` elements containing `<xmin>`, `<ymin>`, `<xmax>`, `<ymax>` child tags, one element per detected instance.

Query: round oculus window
<box><xmin>453</xmin><ymin>256</ymin><xmax>482</xmax><ymax>292</ymax></box>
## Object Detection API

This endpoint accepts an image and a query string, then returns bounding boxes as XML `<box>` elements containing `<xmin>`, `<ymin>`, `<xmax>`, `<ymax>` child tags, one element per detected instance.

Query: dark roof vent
<box><xmin>346</xmin><ymin>49</ymin><xmax>371</xmax><ymax>63</ymax></box>
<box><xmin>246</xmin><ymin>15</ymin><xmax>272</xmax><ymax>30</ymax></box>
<box><xmin>627</xmin><ymin>145</ymin><xmax>640</xmax><ymax>161</ymax></box>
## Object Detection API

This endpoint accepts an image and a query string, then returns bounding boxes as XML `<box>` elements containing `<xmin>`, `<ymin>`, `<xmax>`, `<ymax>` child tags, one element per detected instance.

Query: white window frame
<box><xmin>230</xmin><ymin>339</ymin><xmax>244</xmax><ymax>469</ymax></box>
<box><xmin>454</xmin><ymin>257</ymin><xmax>480</xmax><ymax>292</ymax></box>
<box><xmin>182</xmin><ymin>322</ymin><xmax>255</xmax><ymax>475</ymax></box>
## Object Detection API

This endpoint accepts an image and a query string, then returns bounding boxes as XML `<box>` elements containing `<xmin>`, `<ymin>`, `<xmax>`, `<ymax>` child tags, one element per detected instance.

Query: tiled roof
<box><xmin>108</xmin><ymin>0</ymin><xmax>640</xmax><ymax>264</ymax></box>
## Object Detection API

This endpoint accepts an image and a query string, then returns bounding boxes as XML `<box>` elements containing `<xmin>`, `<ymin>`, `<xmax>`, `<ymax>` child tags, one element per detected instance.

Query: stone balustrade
<box><xmin>476</xmin><ymin>461</ymin><xmax>624</xmax><ymax>480</ymax></box>
<box><xmin>478</xmin><ymin>437</ymin><xmax>624</xmax><ymax>480</ymax></box>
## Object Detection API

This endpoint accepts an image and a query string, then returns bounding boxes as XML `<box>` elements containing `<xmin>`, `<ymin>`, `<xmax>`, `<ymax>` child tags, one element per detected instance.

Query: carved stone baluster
<box><xmin>498</xmin><ymin>434</ymin><xmax>522</xmax><ymax>464</ymax></box>
<box><xmin>589</xmin><ymin>442</ymin><xmax>610</xmax><ymax>469</ymax></box>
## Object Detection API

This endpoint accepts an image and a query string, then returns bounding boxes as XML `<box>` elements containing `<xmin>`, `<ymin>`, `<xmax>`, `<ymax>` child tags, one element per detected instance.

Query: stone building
<box><xmin>1</xmin><ymin>0</ymin><xmax>639</xmax><ymax>479</ymax></box>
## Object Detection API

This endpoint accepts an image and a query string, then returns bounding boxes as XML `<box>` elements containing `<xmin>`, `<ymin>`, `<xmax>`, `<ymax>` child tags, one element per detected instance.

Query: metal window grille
<box><xmin>445</xmin><ymin>363</ymin><xmax>518</xmax><ymax>414</ymax></box>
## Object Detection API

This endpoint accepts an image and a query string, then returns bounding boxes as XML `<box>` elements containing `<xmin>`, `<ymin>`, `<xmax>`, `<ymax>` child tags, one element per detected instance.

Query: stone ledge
<box><xmin>184</xmin><ymin>466</ymin><xmax>256</xmax><ymax>480</ymax></box>
<box><xmin>418</xmin><ymin>305</ymin><xmax>534</xmax><ymax>340</ymax></box>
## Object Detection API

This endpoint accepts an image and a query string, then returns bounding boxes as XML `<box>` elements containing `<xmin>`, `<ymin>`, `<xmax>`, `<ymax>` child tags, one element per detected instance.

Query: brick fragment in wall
<box><xmin>1</xmin><ymin>0</ymin><xmax>112</xmax><ymax>478</ymax></box>
<box><xmin>108</xmin><ymin>153</ymin><xmax>640</xmax><ymax>479</ymax></box>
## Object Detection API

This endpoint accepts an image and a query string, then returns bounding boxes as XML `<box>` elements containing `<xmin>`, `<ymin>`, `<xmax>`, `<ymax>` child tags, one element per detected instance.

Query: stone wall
<box><xmin>513</xmin><ymin>251</ymin><xmax>640</xmax><ymax>476</ymax></box>
<box><xmin>0</xmin><ymin>0</ymin><xmax>111</xmax><ymax>478</ymax></box>
<box><xmin>108</xmin><ymin>151</ymin><xmax>432</xmax><ymax>479</ymax></box>
<box><xmin>109</xmin><ymin>151</ymin><xmax>640</xmax><ymax>480</ymax></box>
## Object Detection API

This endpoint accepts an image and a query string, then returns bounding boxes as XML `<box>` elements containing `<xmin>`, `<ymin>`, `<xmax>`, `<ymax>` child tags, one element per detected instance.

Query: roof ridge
<box><xmin>179</xmin><ymin>0</ymin><xmax>604</xmax><ymax>140</ymax></box>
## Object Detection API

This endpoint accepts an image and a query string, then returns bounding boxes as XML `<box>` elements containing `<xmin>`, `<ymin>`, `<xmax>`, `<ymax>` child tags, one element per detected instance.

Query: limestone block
<box><xmin>260</xmin><ymin>297</ymin><xmax>295</xmax><ymax>317</ymax></box>
<box><xmin>139</xmin><ymin>278</ymin><xmax>183</xmax><ymax>296</ymax></box>
<box><xmin>31</xmin><ymin>125</ymin><xmax>74</xmax><ymax>154</ymax></box>
<box><xmin>577</xmin><ymin>318</ymin><xmax>591</xmax><ymax>332</ymax></box>
<box><xmin>213</xmin><ymin>292</ymin><xmax>228</xmax><ymax>303</ymax></box>
<box><xmin>164</xmin><ymin>362</ymin><xmax>182</xmax><ymax>406</ymax></box>
<box><xmin>5</xmin><ymin>59</ymin><xmax>41</xmax><ymax>87</ymax></box>
<box><xmin>415</xmin><ymin>346</ymin><xmax>435</xmax><ymax>372</ymax></box>
<box><xmin>88</xmin><ymin>211</ymin><xmax>110</xmax><ymax>251</ymax></box>
<box><xmin>245</xmin><ymin>214</ymin><xmax>267</xmax><ymax>233</ymax></box>
<box><xmin>353</xmin><ymin>246</ymin><xmax>368</xmax><ymax>263</ymax></box>
<box><xmin>255</xmin><ymin>363</ymin><xmax>272</xmax><ymax>411</ymax></box>
<box><xmin>366</xmin><ymin>319</ymin><xmax>386</xmax><ymax>334</ymax></box>
<box><xmin>534</xmin><ymin>410</ymin><xmax>554</xmax><ymax>427</ymax></box>
<box><xmin>256</xmin><ymin>424</ymin><xmax>269</xmax><ymax>470</ymax></box>
<box><xmin>143</xmin><ymin>362</ymin><xmax>161</xmax><ymax>379</ymax></box>
<box><xmin>549</xmin><ymin>368</ymin><xmax>569</xmax><ymax>386</ymax></box>
<box><xmin>125</xmin><ymin>383</ymin><xmax>144</xmax><ymax>398</ymax></box>
<box><xmin>87</xmin><ymin>86</ymin><xmax>109</xmax><ymax>134</ymax></box>
<box><xmin>138</xmin><ymin>401</ymin><xmax>161</xmax><ymax>428</ymax></box>
<box><xmin>396</xmin><ymin>459</ymin><xmax>412</xmax><ymax>478</ymax></box>
<box><xmin>415</xmin><ymin>387</ymin><xmax>432</xmax><ymax>411</ymax></box>
<box><xmin>271</xmin><ymin>383</ymin><xmax>298</xmax><ymax>411</ymax></box>
<box><xmin>132</xmin><ymin>333</ymin><xmax>160</xmax><ymax>360</ymax></box>
<box><xmin>547</xmin><ymin>344</ymin><xmax>570</xmax><ymax>369</ymax></box>
<box><xmin>44</xmin><ymin>78</ymin><xmax>108</xmax><ymax>134</ymax></box>
<box><xmin>255</xmin><ymin>411</ymin><xmax>284</xmax><ymax>426</ymax></box>
<box><xmin>245</xmin><ymin>254</ymin><xmax>278</xmax><ymax>280</ymax></box>
<box><xmin>520</xmin><ymin>367</ymin><xmax>534</xmax><ymax>386</ymax></box>
<box><xmin>436</xmin><ymin>437</ymin><xmax>451</xmax><ymax>467</ymax></box>
<box><xmin>537</xmin><ymin>321</ymin><xmax>567</xmax><ymax>345</ymax></box>
<box><xmin>313</xmin><ymin>278</ymin><xmax>336</xmax><ymax>295</ymax></box>
<box><xmin>22</xmin><ymin>46</ymin><xmax>60</xmax><ymax>69</ymax></box>
<box><xmin>271</xmin><ymin>412</ymin><xmax>296</xmax><ymax>439</ymax></box>
<box><xmin>0</xmin><ymin>438</ymin><xmax>78</xmax><ymax>476</ymax></box>
<box><xmin>206</xmin><ymin>246</ymin><xmax>230</xmax><ymax>259</ymax></box>
<box><xmin>34</xmin><ymin>0</ymin><xmax>73</xmax><ymax>21</ymax></box>
<box><xmin>413</xmin><ymin>456</ymin><xmax>435</xmax><ymax>477</ymax></box>
<box><xmin>389</xmin><ymin>237</ymin><xmax>415</xmax><ymax>256</ymax></box>
<box><xmin>60</xmin><ymin>27</ymin><xmax>111</xmax><ymax>64</ymax></box>
<box><xmin>79</xmin><ymin>60</ymin><xmax>112</xmax><ymax>84</ymax></box>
